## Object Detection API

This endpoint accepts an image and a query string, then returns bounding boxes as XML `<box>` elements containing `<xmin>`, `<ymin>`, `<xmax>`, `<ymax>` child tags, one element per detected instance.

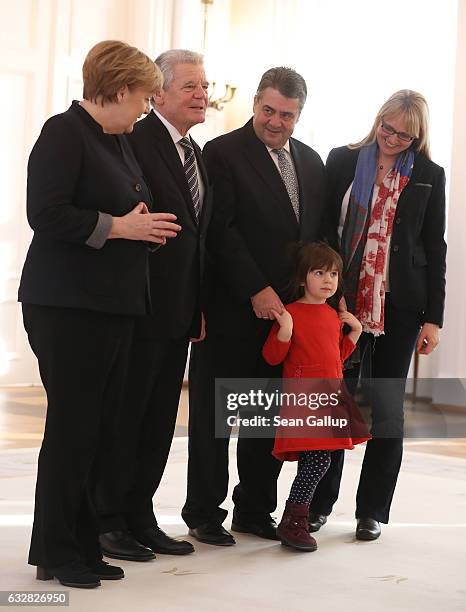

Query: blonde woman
<box><xmin>19</xmin><ymin>40</ymin><xmax>180</xmax><ymax>588</ymax></box>
<box><xmin>311</xmin><ymin>90</ymin><xmax>446</xmax><ymax>541</ymax></box>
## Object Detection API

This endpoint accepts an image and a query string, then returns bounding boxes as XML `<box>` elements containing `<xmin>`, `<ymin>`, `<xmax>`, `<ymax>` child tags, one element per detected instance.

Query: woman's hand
<box><xmin>109</xmin><ymin>202</ymin><xmax>181</xmax><ymax>244</ymax></box>
<box><xmin>416</xmin><ymin>322</ymin><xmax>440</xmax><ymax>355</ymax></box>
<box><xmin>271</xmin><ymin>308</ymin><xmax>293</xmax><ymax>342</ymax></box>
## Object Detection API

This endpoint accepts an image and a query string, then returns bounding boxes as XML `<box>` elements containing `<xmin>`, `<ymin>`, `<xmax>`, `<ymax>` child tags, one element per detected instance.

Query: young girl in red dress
<box><xmin>262</xmin><ymin>242</ymin><xmax>370</xmax><ymax>552</ymax></box>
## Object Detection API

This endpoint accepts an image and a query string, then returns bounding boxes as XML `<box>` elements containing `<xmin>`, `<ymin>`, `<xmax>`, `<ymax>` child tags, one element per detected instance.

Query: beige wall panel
<box><xmin>0</xmin><ymin>0</ymin><xmax>172</xmax><ymax>383</ymax></box>
<box><xmin>0</xmin><ymin>0</ymin><xmax>55</xmax><ymax>384</ymax></box>
<box><xmin>69</xmin><ymin>0</ymin><xmax>129</xmax><ymax>59</ymax></box>
<box><xmin>0</xmin><ymin>0</ymin><xmax>37</xmax><ymax>48</ymax></box>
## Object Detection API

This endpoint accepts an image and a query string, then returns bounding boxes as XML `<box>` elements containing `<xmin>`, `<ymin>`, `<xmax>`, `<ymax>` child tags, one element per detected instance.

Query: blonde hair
<box><xmin>350</xmin><ymin>89</ymin><xmax>431</xmax><ymax>159</ymax></box>
<box><xmin>83</xmin><ymin>40</ymin><xmax>163</xmax><ymax>105</ymax></box>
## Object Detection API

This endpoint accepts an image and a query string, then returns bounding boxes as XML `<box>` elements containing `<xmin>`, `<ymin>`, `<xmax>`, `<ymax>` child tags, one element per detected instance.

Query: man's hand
<box><xmin>110</xmin><ymin>202</ymin><xmax>181</xmax><ymax>244</ymax></box>
<box><xmin>251</xmin><ymin>286</ymin><xmax>284</xmax><ymax>320</ymax></box>
<box><xmin>416</xmin><ymin>322</ymin><xmax>440</xmax><ymax>355</ymax></box>
<box><xmin>190</xmin><ymin>313</ymin><xmax>206</xmax><ymax>343</ymax></box>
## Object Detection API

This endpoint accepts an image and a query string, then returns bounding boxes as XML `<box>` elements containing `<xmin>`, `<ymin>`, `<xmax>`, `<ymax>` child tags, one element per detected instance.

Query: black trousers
<box><xmin>96</xmin><ymin>334</ymin><xmax>189</xmax><ymax>533</ymax></box>
<box><xmin>22</xmin><ymin>304</ymin><xmax>134</xmax><ymax>568</ymax></box>
<box><xmin>309</xmin><ymin>296</ymin><xmax>422</xmax><ymax>523</ymax></box>
<box><xmin>182</xmin><ymin>331</ymin><xmax>282</xmax><ymax>529</ymax></box>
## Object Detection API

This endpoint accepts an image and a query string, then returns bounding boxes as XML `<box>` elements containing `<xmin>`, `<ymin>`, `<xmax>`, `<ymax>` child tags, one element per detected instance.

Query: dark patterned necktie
<box><xmin>273</xmin><ymin>148</ymin><xmax>300</xmax><ymax>221</ymax></box>
<box><xmin>179</xmin><ymin>137</ymin><xmax>201</xmax><ymax>221</ymax></box>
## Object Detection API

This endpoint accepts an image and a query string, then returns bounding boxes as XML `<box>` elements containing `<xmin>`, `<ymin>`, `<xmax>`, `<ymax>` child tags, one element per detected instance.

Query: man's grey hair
<box><xmin>256</xmin><ymin>67</ymin><xmax>307</xmax><ymax>112</ymax></box>
<box><xmin>155</xmin><ymin>49</ymin><xmax>204</xmax><ymax>90</ymax></box>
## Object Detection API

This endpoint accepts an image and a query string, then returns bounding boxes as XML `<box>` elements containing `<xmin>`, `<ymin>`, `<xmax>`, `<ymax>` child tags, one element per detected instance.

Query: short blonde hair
<box><xmin>83</xmin><ymin>40</ymin><xmax>163</xmax><ymax>105</ymax></box>
<box><xmin>350</xmin><ymin>89</ymin><xmax>431</xmax><ymax>159</ymax></box>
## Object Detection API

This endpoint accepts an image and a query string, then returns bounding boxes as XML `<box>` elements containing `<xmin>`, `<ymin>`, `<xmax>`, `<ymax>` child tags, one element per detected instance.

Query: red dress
<box><xmin>262</xmin><ymin>302</ymin><xmax>371</xmax><ymax>461</ymax></box>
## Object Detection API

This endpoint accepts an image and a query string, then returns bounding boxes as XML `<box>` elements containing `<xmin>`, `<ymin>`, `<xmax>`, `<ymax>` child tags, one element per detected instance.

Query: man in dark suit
<box><xmin>98</xmin><ymin>50</ymin><xmax>212</xmax><ymax>559</ymax></box>
<box><xmin>182</xmin><ymin>67</ymin><xmax>326</xmax><ymax>545</ymax></box>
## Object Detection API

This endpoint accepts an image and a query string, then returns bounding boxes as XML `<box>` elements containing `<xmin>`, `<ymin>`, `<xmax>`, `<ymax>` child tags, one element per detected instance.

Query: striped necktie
<box><xmin>273</xmin><ymin>148</ymin><xmax>300</xmax><ymax>221</ymax></box>
<box><xmin>179</xmin><ymin>137</ymin><xmax>201</xmax><ymax>221</ymax></box>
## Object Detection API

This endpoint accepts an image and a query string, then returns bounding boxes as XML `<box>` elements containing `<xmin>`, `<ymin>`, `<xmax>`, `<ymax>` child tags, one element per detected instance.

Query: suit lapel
<box><xmin>193</xmin><ymin>140</ymin><xmax>211</xmax><ymax>229</ymax></box>
<box><xmin>241</xmin><ymin>120</ymin><xmax>299</xmax><ymax>230</ymax></box>
<box><xmin>394</xmin><ymin>152</ymin><xmax>424</xmax><ymax>218</ymax></box>
<box><xmin>290</xmin><ymin>139</ymin><xmax>306</xmax><ymax>231</ymax></box>
<box><xmin>290</xmin><ymin>138</ymin><xmax>315</xmax><ymax>239</ymax></box>
<box><xmin>146</xmin><ymin>112</ymin><xmax>198</xmax><ymax>226</ymax></box>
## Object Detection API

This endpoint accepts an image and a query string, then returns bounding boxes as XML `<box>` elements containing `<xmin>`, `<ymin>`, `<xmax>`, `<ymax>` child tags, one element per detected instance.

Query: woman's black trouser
<box><xmin>22</xmin><ymin>304</ymin><xmax>134</xmax><ymax>568</ymax></box>
<box><xmin>309</xmin><ymin>295</ymin><xmax>422</xmax><ymax>523</ymax></box>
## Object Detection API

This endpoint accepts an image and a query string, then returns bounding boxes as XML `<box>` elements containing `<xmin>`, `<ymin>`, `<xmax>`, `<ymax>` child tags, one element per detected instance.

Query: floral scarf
<box><xmin>341</xmin><ymin>142</ymin><xmax>414</xmax><ymax>336</ymax></box>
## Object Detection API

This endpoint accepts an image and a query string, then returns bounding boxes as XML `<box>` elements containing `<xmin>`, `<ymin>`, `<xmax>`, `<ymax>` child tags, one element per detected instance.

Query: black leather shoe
<box><xmin>231</xmin><ymin>515</ymin><xmax>279</xmax><ymax>541</ymax></box>
<box><xmin>89</xmin><ymin>559</ymin><xmax>124</xmax><ymax>580</ymax></box>
<box><xmin>188</xmin><ymin>523</ymin><xmax>236</xmax><ymax>546</ymax></box>
<box><xmin>308</xmin><ymin>513</ymin><xmax>328</xmax><ymax>533</ymax></box>
<box><xmin>36</xmin><ymin>561</ymin><xmax>101</xmax><ymax>589</ymax></box>
<box><xmin>356</xmin><ymin>518</ymin><xmax>381</xmax><ymax>541</ymax></box>
<box><xmin>133</xmin><ymin>526</ymin><xmax>194</xmax><ymax>555</ymax></box>
<box><xmin>99</xmin><ymin>530</ymin><xmax>156</xmax><ymax>561</ymax></box>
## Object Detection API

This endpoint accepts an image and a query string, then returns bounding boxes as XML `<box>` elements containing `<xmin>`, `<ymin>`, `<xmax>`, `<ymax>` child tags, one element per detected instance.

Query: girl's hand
<box><xmin>271</xmin><ymin>308</ymin><xmax>293</xmax><ymax>342</ymax></box>
<box><xmin>339</xmin><ymin>310</ymin><xmax>362</xmax><ymax>333</ymax></box>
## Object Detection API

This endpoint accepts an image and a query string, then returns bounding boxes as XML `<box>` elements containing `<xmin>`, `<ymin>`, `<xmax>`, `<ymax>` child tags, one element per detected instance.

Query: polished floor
<box><xmin>0</xmin><ymin>386</ymin><xmax>465</xmax><ymax>611</ymax></box>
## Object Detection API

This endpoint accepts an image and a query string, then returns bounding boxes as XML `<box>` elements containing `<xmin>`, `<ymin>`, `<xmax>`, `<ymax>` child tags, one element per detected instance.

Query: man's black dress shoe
<box><xmin>88</xmin><ymin>559</ymin><xmax>125</xmax><ymax>580</ymax></box>
<box><xmin>99</xmin><ymin>530</ymin><xmax>156</xmax><ymax>561</ymax></box>
<box><xmin>356</xmin><ymin>518</ymin><xmax>381</xmax><ymax>541</ymax></box>
<box><xmin>36</xmin><ymin>561</ymin><xmax>101</xmax><ymax>589</ymax></box>
<box><xmin>231</xmin><ymin>515</ymin><xmax>279</xmax><ymax>541</ymax></box>
<box><xmin>188</xmin><ymin>523</ymin><xmax>236</xmax><ymax>546</ymax></box>
<box><xmin>133</xmin><ymin>526</ymin><xmax>194</xmax><ymax>555</ymax></box>
<box><xmin>308</xmin><ymin>513</ymin><xmax>328</xmax><ymax>533</ymax></box>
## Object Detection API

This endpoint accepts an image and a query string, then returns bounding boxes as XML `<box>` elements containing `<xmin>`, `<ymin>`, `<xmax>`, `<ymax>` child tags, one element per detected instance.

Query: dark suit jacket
<box><xmin>18</xmin><ymin>101</ymin><xmax>151</xmax><ymax>316</ymax></box>
<box><xmin>203</xmin><ymin>118</ymin><xmax>325</xmax><ymax>337</ymax></box>
<box><xmin>128</xmin><ymin>111</ymin><xmax>212</xmax><ymax>339</ymax></box>
<box><xmin>322</xmin><ymin>145</ymin><xmax>447</xmax><ymax>326</ymax></box>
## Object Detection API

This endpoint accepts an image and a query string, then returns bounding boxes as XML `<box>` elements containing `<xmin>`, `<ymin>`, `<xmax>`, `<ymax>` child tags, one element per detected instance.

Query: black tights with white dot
<box><xmin>288</xmin><ymin>450</ymin><xmax>331</xmax><ymax>505</ymax></box>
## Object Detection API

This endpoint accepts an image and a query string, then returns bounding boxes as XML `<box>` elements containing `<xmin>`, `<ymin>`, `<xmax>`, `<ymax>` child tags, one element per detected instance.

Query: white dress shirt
<box><xmin>266</xmin><ymin>141</ymin><xmax>298</xmax><ymax>187</ymax></box>
<box><xmin>153</xmin><ymin>110</ymin><xmax>205</xmax><ymax>206</ymax></box>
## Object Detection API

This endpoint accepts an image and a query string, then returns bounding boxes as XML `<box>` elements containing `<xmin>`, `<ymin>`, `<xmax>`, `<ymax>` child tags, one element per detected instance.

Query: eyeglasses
<box><xmin>380</xmin><ymin>118</ymin><xmax>415</xmax><ymax>143</ymax></box>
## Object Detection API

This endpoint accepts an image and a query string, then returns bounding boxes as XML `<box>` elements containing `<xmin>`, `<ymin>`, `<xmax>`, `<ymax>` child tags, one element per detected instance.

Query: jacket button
<box><xmin>135</xmin><ymin>183</ymin><xmax>142</xmax><ymax>192</ymax></box>
<box><xmin>395</xmin><ymin>218</ymin><xmax>401</xmax><ymax>224</ymax></box>
<box><xmin>393</xmin><ymin>245</ymin><xmax>399</xmax><ymax>252</ymax></box>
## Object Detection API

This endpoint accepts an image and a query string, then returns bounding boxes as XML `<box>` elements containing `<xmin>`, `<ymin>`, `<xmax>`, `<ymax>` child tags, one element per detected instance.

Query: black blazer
<box><xmin>323</xmin><ymin>145</ymin><xmax>447</xmax><ymax>326</ymax></box>
<box><xmin>203</xmin><ymin>118</ymin><xmax>325</xmax><ymax>337</ymax></box>
<box><xmin>18</xmin><ymin>102</ymin><xmax>151</xmax><ymax>316</ymax></box>
<box><xmin>128</xmin><ymin>111</ymin><xmax>213</xmax><ymax>339</ymax></box>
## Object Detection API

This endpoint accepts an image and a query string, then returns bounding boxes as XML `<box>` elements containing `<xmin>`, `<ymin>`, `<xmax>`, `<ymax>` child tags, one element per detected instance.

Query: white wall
<box><xmin>0</xmin><ymin>0</ymin><xmax>464</xmax><ymax>388</ymax></box>
<box><xmin>0</xmin><ymin>0</ymin><xmax>159</xmax><ymax>384</ymax></box>
<box><xmin>432</xmin><ymin>0</ymin><xmax>466</xmax><ymax>405</ymax></box>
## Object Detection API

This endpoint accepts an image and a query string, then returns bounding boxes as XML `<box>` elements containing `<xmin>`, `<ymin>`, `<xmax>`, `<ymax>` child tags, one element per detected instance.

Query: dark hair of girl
<box><xmin>288</xmin><ymin>241</ymin><xmax>343</xmax><ymax>310</ymax></box>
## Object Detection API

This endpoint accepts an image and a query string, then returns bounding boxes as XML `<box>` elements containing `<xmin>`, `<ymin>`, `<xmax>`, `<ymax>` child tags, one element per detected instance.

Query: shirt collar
<box><xmin>153</xmin><ymin>109</ymin><xmax>190</xmax><ymax>145</ymax></box>
<box><xmin>266</xmin><ymin>140</ymin><xmax>291</xmax><ymax>155</ymax></box>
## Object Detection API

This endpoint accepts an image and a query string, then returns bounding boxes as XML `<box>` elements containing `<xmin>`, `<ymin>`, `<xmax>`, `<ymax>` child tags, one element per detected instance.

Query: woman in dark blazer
<box><xmin>18</xmin><ymin>40</ymin><xmax>180</xmax><ymax>588</ymax></box>
<box><xmin>310</xmin><ymin>90</ymin><xmax>446</xmax><ymax>541</ymax></box>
